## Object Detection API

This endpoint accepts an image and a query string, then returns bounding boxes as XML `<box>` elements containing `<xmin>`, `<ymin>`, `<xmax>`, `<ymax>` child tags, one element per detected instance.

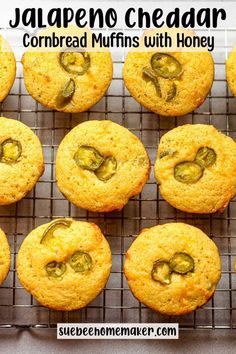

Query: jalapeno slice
<box><xmin>143</xmin><ymin>66</ymin><xmax>162</xmax><ymax>97</ymax></box>
<box><xmin>169</xmin><ymin>252</ymin><xmax>194</xmax><ymax>274</ymax></box>
<box><xmin>56</xmin><ymin>78</ymin><xmax>75</xmax><ymax>108</ymax></box>
<box><xmin>62</xmin><ymin>78</ymin><xmax>75</xmax><ymax>100</ymax></box>
<box><xmin>159</xmin><ymin>148</ymin><xmax>177</xmax><ymax>159</ymax></box>
<box><xmin>69</xmin><ymin>251</ymin><xmax>92</xmax><ymax>272</ymax></box>
<box><xmin>174</xmin><ymin>161</ymin><xmax>203</xmax><ymax>184</ymax></box>
<box><xmin>151</xmin><ymin>260</ymin><xmax>171</xmax><ymax>285</ymax></box>
<box><xmin>195</xmin><ymin>147</ymin><xmax>216</xmax><ymax>168</ymax></box>
<box><xmin>166</xmin><ymin>82</ymin><xmax>177</xmax><ymax>102</ymax></box>
<box><xmin>0</xmin><ymin>138</ymin><xmax>22</xmax><ymax>163</ymax></box>
<box><xmin>60</xmin><ymin>51</ymin><xmax>90</xmax><ymax>75</ymax></box>
<box><xmin>95</xmin><ymin>156</ymin><xmax>117</xmax><ymax>181</ymax></box>
<box><xmin>40</xmin><ymin>219</ymin><xmax>72</xmax><ymax>246</ymax></box>
<box><xmin>74</xmin><ymin>146</ymin><xmax>104</xmax><ymax>171</ymax></box>
<box><xmin>45</xmin><ymin>261</ymin><xmax>67</xmax><ymax>278</ymax></box>
<box><xmin>151</xmin><ymin>53</ymin><xmax>183</xmax><ymax>79</ymax></box>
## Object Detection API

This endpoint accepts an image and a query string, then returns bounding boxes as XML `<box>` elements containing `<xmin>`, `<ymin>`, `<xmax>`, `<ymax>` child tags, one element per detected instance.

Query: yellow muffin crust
<box><xmin>21</xmin><ymin>27</ymin><xmax>113</xmax><ymax>113</ymax></box>
<box><xmin>226</xmin><ymin>48</ymin><xmax>236</xmax><ymax>97</ymax></box>
<box><xmin>154</xmin><ymin>124</ymin><xmax>236</xmax><ymax>214</ymax></box>
<box><xmin>0</xmin><ymin>227</ymin><xmax>10</xmax><ymax>285</ymax></box>
<box><xmin>123</xmin><ymin>30</ymin><xmax>214</xmax><ymax>117</ymax></box>
<box><xmin>17</xmin><ymin>218</ymin><xmax>112</xmax><ymax>311</ymax></box>
<box><xmin>0</xmin><ymin>35</ymin><xmax>16</xmax><ymax>102</ymax></box>
<box><xmin>124</xmin><ymin>223</ymin><xmax>221</xmax><ymax>316</ymax></box>
<box><xmin>56</xmin><ymin>120</ymin><xmax>150</xmax><ymax>212</ymax></box>
<box><xmin>0</xmin><ymin>117</ymin><xmax>44</xmax><ymax>205</ymax></box>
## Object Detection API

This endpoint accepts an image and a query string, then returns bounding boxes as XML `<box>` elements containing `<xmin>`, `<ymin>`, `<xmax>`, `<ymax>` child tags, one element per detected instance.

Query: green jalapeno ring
<box><xmin>169</xmin><ymin>252</ymin><xmax>194</xmax><ymax>274</ymax></box>
<box><xmin>61</xmin><ymin>52</ymin><xmax>76</xmax><ymax>66</ymax></box>
<box><xmin>166</xmin><ymin>82</ymin><xmax>177</xmax><ymax>102</ymax></box>
<box><xmin>95</xmin><ymin>156</ymin><xmax>117</xmax><ymax>181</ymax></box>
<box><xmin>56</xmin><ymin>78</ymin><xmax>76</xmax><ymax>108</ymax></box>
<box><xmin>74</xmin><ymin>145</ymin><xmax>118</xmax><ymax>181</ymax></box>
<box><xmin>59</xmin><ymin>51</ymin><xmax>91</xmax><ymax>75</ymax></box>
<box><xmin>74</xmin><ymin>145</ymin><xmax>104</xmax><ymax>171</ymax></box>
<box><xmin>174</xmin><ymin>161</ymin><xmax>203</xmax><ymax>184</ymax></box>
<box><xmin>195</xmin><ymin>147</ymin><xmax>217</xmax><ymax>169</ymax></box>
<box><xmin>143</xmin><ymin>66</ymin><xmax>162</xmax><ymax>98</ymax></box>
<box><xmin>0</xmin><ymin>138</ymin><xmax>22</xmax><ymax>163</ymax></box>
<box><xmin>45</xmin><ymin>261</ymin><xmax>67</xmax><ymax>278</ymax></box>
<box><xmin>151</xmin><ymin>259</ymin><xmax>171</xmax><ymax>285</ymax></box>
<box><xmin>40</xmin><ymin>219</ymin><xmax>72</xmax><ymax>245</ymax></box>
<box><xmin>62</xmin><ymin>78</ymin><xmax>75</xmax><ymax>99</ymax></box>
<box><xmin>159</xmin><ymin>148</ymin><xmax>177</xmax><ymax>159</ymax></box>
<box><xmin>151</xmin><ymin>53</ymin><xmax>183</xmax><ymax>79</ymax></box>
<box><xmin>69</xmin><ymin>251</ymin><xmax>92</xmax><ymax>273</ymax></box>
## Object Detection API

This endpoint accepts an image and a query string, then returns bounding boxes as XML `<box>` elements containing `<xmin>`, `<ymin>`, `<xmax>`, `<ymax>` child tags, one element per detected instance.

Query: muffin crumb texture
<box><xmin>226</xmin><ymin>48</ymin><xmax>236</xmax><ymax>98</ymax></box>
<box><xmin>0</xmin><ymin>117</ymin><xmax>44</xmax><ymax>205</ymax></box>
<box><xmin>17</xmin><ymin>219</ymin><xmax>112</xmax><ymax>311</ymax></box>
<box><xmin>124</xmin><ymin>223</ymin><xmax>221</xmax><ymax>316</ymax></box>
<box><xmin>0</xmin><ymin>227</ymin><xmax>10</xmax><ymax>285</ymax></box>
<box><xmin>22</xmin><ymin>50</ymin><xmax>113</xmax><ymax>113</ymax></box>
<box><xmin>0</xmin><ymin>35</ymin><xmax>16</xmax><ymax>102</ymax></box>
<box><xmin>155</xmin><ymin>124</ymin><xmax>236</xmax><ymax>214</ymax></box>
<box><xmin>56</xmin><ymin>120</ymin><xmax>150</xmax><ymax>212</ymax></box>
<box><xmin>123</xmin><ymin>51</ymin><xmax>214</xmax><ymax>116</ymax></box>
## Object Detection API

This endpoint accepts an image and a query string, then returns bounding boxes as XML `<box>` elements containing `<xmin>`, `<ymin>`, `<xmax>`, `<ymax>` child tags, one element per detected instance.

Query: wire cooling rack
<box><xmin>0</xmin><ymin>28</ymin><xmax>236</xmax><ymax>330</ymax></box>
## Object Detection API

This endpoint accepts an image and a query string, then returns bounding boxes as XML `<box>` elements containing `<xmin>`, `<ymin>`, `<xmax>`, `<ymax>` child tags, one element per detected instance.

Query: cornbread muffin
<box><xmin>0</xmin><ymin>35</ymin><xmax>16</xmax><ymax>102</ymax></box>
<box><xmin>226</xmin><ymin>48</ymin><xmax>236</xmax><ymax>97</ymax></box>
<box><xmin>154</xmin><ymin>124</ymin><xmax>236</xmax><ymax>214</ymax></box>
<box><xmin>56</xmin><ymin>120</ymin><xmax>150</xmax><ymax>212</ymax></box>
<box><xmin>124</xmin><ymin>223</ymin><xmax>221</xmax><ymax>316</ymax></box>
<box><xmin>123</xmin><ymin>29</ymin><xmax>214</xmax><ymax>117</ymax></box>
<box><xmin>0</xmin><ymin>117</ymin><xmax>44</xmax><ymax>205</ymax></box>
<box><xmin>22</xmin><ymin>27</ymin><xmax>113</xmax><ymax>113</ymax></box>
<box><xmin>0</xmin><ymin>227</ymin><xmax>11</xmax><ymax>285</ymax></box>
<box><xmin>17</xmin><ymin>218</ymin><xmax>112</xmax><ymax>311</ymax></box>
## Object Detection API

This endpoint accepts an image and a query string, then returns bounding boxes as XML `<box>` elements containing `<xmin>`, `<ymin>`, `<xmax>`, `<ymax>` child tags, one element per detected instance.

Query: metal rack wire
<box><xmin>0</xmin><ymin>28</ymin><xmax>236</xmax><ymax>330</ymax></box>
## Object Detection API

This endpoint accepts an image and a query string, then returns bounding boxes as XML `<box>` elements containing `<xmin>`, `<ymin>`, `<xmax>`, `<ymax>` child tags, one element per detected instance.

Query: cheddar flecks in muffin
<box><xmin>0</xmin><ymin>117</ymin><xmax>44</xmax><ymax>205</ymax></box>
<box><xmin>124</xmin><ymin>223</ymin><xmax>221</xmax><ymax>316</ymax></box>
<box><xmin>17</xmin><ymin>219</ymin><xmax>112</xmax><ymax>311</ymax></box>
<box><xmin>56</xmin><ymin>120</ymin><xmax>150</xmax><ymax>212</ymax></box>
<box><xmin>123</xmin><ymin>29</ymin><xmax>214</xmax><ymax>117</ymax></box>
<box><xmin>154</xmin><ymin>124</ymin><xmax>236</xmax><ymax>214</ymax></box>
<box><xmin>0</xmin><ymin>227</ymin><xmax>10</xmax><ymax>285</ymax></box>
<box><xmin>21</xmin><ymin>27</ymin><xmax>113</xmax><ymax>113</ymax></box>
<box><xmin>0</xmin><ymin>36</ymin><xmax>16</xmax><ymax>102</ymax></box>
<box><xmin>226</xmin><ymin>47</ymin><xmax>236</xmax><ymax>98</ymax></box>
